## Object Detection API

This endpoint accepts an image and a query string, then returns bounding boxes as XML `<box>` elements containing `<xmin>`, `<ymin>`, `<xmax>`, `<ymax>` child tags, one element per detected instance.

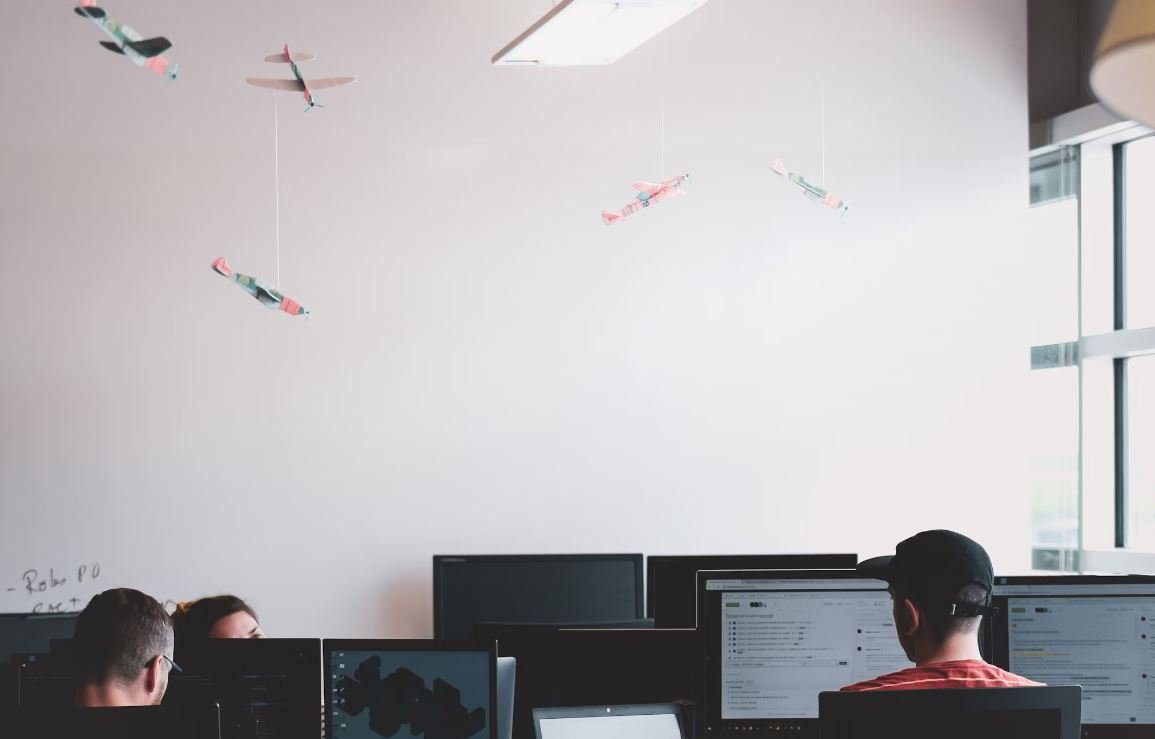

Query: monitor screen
<box><xmin>0</xmin><ymin>613</ymin><xmax>78</xmax><ymax>667</ymax></box>
<box><xmin>991</xmin><ymin>576</ymin><xmax>1155</xmax><ymax>732</ymax></box>
<box><xmin>699</xmin><ymin>571</ymin><xmax>912</xmax><ymax>734</ymax></box>
<box><xmin>325</xmin><ymin>640</ymin><xmax>496</xmax><ymax>739</ymax></box>
<box><xmin>646</xmin><ymin>555</ymin><xmax>858</xmax><ymax>628</ymax></box>
<box><xmin>533</xmin><ymin>705</ymin><xmax>682</xmax><ymax>739</ymax></box>
<box><xmin>433</xmin><ymin>555</ymin><xmax>644</xmax><ymax>641</ymax></box>
<box><xmin>165</xmin><ymin>638</ymin><xmax>321</xmax><ymax>739</ymax></box>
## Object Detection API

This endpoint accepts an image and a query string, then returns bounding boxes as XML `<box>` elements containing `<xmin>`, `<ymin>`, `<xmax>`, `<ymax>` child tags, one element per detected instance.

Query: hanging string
<box><xmin>659</xmin><ymin>95</ymin><xmax>666</xmax><ymax>176</ymax></box>
<box><xmin>273</xmin><ymin>90</ymin><xmax>281</xmax><ymax>289</ymax></box>
<box><xmin>820</xmin><ymin>83</ymin><xmax>826</xmax><ymax>184</ymax></box>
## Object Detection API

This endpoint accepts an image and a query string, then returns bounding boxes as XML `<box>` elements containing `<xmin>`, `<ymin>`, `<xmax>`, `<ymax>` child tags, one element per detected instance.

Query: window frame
<box><xmin>1030</xmin><ymin>105</ymin><xmax>1155</xmax><ymax>571</ymax></box>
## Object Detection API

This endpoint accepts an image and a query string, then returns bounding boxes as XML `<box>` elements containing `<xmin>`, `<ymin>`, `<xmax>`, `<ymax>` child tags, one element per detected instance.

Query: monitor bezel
<box><xmin>532</xmin><ymin>703</ymin><xmax>684</xmax><ymax>739</ymax></box>
<box><xmin>432</xmin><ymin>554</ymin><xmax>645</xmax><ymax>640</ymax></box>
<box><xmin>990</xmin><ymin>574</ymin><xmax>1155</xmax><ymax>736</ymax></box>
<box><xmin>697</xmin><ymin>568</ymin><xmax>899</xmax><ymax>734</ymax></box>
<box><xmin>645</xmin><ymin>554</ymin><xmax>858</xmax><ymax>627</ymax></box>
<box><xmin>323</xmin><ymin>638</ymin><xmax>499</xmax><ymax>739</ymax></box>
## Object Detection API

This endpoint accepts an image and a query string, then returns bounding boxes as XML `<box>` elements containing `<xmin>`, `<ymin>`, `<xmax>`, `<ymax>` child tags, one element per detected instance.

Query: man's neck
<box><xmin>76</xmin><ymin>680</ymin><xmax>144</xmax><ymax>707</ymax></box>
<box><xmin>914</xmin><ymin>634</ymin><xmax>985</xmax><ymax>667</ymax></box>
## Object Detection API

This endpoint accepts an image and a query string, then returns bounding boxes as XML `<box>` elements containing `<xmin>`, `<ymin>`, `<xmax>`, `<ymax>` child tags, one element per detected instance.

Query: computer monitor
<box><xmin>991</xmin><ymin>575</ymin><xmax>1155</xmax><ymax>735</ymax></box>
<box><xmin>646</xmin><ymin>555</ymin><xmax>858</xmax><ymax>628</ymax></box>
<box><xmin>11</xmin><ymin>702</ymin><xmax>224</xmax><ymax>739</ymax></box>
<box><xmin>324</xmin><ymin>639</ymin><xmax>497</xmax><ymax>739</ymax></box>
<box><xmin>533</xmin><ymin>704</ymin><xmax>684</xmax><ymax>739</ymax></box>
<box><xmin>817</xmin><ymin>686</ymin><xmax>1082</xmax><ymax>739</ymax></box>
<box><xmin>476</xmin><ymin>624</ymin><xmax>697</xmax><ymax>739</ymax></box>
<box><xmin>164</xmin><ymin>638</ymin><xmax>321</xmax><ymax>739</ymax></box>
<box><xmin>433</xmin><ymin>555</ymin><xmax>644</xmax><ymax>641</ymax></box>
<box><xmin>698</xmin><ymin>570</ymin><xmax>912</xmax><ymax>737</ymax></box>
<box><xmin>0</xmin><ymin>614</ymin><xmax>78</xmax><ymax>668</ymax></box>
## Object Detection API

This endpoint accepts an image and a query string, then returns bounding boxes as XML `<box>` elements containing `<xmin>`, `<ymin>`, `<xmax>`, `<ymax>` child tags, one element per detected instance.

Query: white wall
<box><xmin>0</xmin><ymin>0</ymin><xmax>1030</xmax><ymax>636</ymax></box>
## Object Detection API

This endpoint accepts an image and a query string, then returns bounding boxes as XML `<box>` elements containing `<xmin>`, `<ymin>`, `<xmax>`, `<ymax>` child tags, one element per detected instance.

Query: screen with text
<box><xmin>718</xmin><ymin>580</ymin><xmax>911</xmax><ymax>719</ymax></box>
<box><xmin>1001</xmin><ymin>589</ymin><xmax>1155</xmax><ymax>725</ymax></box>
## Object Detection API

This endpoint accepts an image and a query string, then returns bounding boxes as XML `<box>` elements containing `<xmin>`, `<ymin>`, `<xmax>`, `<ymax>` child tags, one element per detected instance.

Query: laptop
<box><xmin>533</xmin><ymin>704</ymin><xmax>684</xmax><ymax>739</ymax></box>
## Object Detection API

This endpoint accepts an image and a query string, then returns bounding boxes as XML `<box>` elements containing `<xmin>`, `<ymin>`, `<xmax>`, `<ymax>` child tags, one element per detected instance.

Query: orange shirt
<box><xmin>841</xmin><ymin>659</ymin><xmax>1043</xmax><ymax>692</ymax></box>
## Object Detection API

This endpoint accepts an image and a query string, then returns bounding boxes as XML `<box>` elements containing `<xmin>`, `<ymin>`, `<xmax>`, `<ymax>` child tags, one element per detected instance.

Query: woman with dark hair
<box><xmin>172</xmin><ymin>595</ymin><xmax>266</xmax><ymax>644</ymax></box>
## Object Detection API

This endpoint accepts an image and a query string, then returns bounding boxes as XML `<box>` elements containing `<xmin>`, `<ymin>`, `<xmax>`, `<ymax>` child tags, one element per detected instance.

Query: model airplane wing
<box><xmin>98</xmin><ymin>40</ymin><xmax>124</xmax><ymax>54</ymax></box>
<box><xmin>305</xmin><ymin>76</ymin><xmax>356</xmax><ymax>90</ymax></box>
<box><xmin>666</xmin><ymin>188</ymin><xmax>687</xmax><ymax>199</ymax></box>
<box><xmin>124</xmin><ymin>37</ymin><xmax>171</xmax><ymax>58</ymax></box>
<box><xmin>74</xmin><ymin>5</ymin><xmax>106</xmax><ymax>19</ymax></box>
<box><xmin>265</xmin><ymin>51</ymin><xmax>317</xmax><ymax>63</ymax></box>
<box><xmin>246</xmin><ymin>77</ymin><xmax>306</xmax><ymax>91</ymax></box>
<box><xmin>631</xmin><ymin>182</ymin><xmax>663</xmax><ymax>195</ymax></box>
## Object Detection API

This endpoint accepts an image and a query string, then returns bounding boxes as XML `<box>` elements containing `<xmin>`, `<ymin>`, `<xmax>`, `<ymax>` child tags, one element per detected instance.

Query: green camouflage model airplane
<box><xmin>74</xmin><ymin>0</ymin><xmax>178</xmax><ymax>80</ymax></box>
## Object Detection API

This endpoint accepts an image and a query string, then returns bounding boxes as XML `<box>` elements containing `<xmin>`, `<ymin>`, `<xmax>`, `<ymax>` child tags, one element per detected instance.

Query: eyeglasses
<box><xmin>150</xmin><ymin>654</ymin><xmax>182</xmax><ymax>673</ymax></box>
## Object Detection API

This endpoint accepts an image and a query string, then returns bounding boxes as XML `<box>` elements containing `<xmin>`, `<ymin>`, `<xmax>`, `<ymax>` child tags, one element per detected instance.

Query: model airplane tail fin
<box><xmin>769</xmin><ymin>159</ymin><xmax>788</xmax><ymax>176</ymax></box>
<box><xmin>601</xmin><ymin>210</ymin><xmax>623</xmax><ymax>225</ymax></box>
<box><xmin>211</xmin><ymin>257</ymin><xmax>233</xmax><ymax>277</ymax></box>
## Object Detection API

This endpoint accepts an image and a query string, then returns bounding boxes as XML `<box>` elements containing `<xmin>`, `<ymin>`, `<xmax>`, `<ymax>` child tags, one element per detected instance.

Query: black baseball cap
<box><xmin>857</xmin><ymin>530</ymin><xmax>997</xmax><ymax>617</ymax></box>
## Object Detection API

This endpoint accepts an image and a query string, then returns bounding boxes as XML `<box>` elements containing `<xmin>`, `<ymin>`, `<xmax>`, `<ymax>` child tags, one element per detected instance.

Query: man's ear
<box><xmin>143</xmin><ymin>655</ymin><xmax>164</xmax><ymax>695</ymax></box>
<box><xmin>899</xmin><ymin>597</ymin><xmax>921</xmax><ymax>637</ymax></box>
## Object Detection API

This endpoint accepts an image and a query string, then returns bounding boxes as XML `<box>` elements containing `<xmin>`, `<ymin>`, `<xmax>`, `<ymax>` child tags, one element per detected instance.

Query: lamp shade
<box><xmin>1091</xmin><ymin>0</ymin><xmax>1155</xmax><ymax>126</ymax></box>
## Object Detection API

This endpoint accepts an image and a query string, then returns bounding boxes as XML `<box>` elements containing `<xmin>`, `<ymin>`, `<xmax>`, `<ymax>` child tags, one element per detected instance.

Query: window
<box><xmin>1030</xmin><ymin>126</ymin><xmax>1155</xmax><ymax>566</ymax></box>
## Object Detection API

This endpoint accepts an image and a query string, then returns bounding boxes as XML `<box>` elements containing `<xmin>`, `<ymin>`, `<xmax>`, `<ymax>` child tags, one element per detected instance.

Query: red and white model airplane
<box><xmin>602</xmin><ymin>175</ymin><xmax>690</xmax><ymax>225</ymax></box>
<box><xmin>246</xmin><ymin>44</ymin><xmax>355</xmax><ymax>109</ymax></box>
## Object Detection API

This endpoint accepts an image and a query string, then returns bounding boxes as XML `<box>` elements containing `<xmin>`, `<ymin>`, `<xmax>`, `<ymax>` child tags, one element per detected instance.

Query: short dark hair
<box><xmin>74</xmin><ymin>588</ymin><xmax>173</xmax><ymax>684</ymax></box>
<box><xmin>172</xmin><ymin>595</ymin><xmax>259</xmax><ymax>648</ymax></box>
<box><xmin>895</xmin><ymin>583</ymin><xmax>988</xmax><ymax>641</ymax></box>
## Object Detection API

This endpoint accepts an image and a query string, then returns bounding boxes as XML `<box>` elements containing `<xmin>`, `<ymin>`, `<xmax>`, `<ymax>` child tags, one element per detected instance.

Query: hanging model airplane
<box><xmin>73</xmin><ymin>0</ymin><xmax>178</xmax><ymax>80</ymax></box>
<box><xmin>602</xmin><ymin>175</ymin><xmax>690</xmax><ymax>225</ymax></box>
<box><xmin>211</xmin><ymin>258</ymin><xmax>309</xmax><ymax>317</ymax></box>
<box><xmin>246</xmin><ymin>44</ymin><xmax>355</xmax><ymax>109</ymax></box>
<box><xmin>770</xmin><ymin>159</ymin><xmax>847</xmax><ymax>214</ymax></box>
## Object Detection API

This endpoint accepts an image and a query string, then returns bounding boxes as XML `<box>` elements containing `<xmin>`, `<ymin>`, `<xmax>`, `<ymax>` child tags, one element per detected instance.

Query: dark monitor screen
<box><xmin>698</xmin><ymin>570</ymin><xmax>912</xmax><ymax>737</ymax></box>
<box><xmin>433</xmin><ymin>555</ymin><xmax>644</xmax><ymax>641</ymax></box>
<box><xmin>476</xmin><ymin>624</ymin><xmax>697</xmax><ymax>739</ymax></box>
<box><xmin>0</xmin><ymin>614</ymin><xmax>78</xmax><ymax>667</ymax></box>
<box><xmin>818</xmin><ymin>686</ymin><xmax>1082</xmax><ymax>739</ymax></box>
<box><xmin>646</xmin><ymin>555</ymin><xmax>858</xmax><ymax>628</ymax></box>
<box><xmin>991</xmin><ymin>575</ymin><xmax>1155</xmax><ymax>736</ymax></box>
<box><xmin>164</xmin><ymin>638</ymin><xmax>321</xmax><ymax>739</ymax></box>
<box><xmin>324</xmin><ymin>640</ymin><xmax>496</xmax><ymax>739</ymax></box>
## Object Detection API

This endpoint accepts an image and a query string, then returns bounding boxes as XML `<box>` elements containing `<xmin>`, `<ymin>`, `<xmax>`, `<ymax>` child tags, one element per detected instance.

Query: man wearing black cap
<box><xmin>842</xmin><ymin>530</ymin><xmax>1041</xmax><ymax>691</ymax></box>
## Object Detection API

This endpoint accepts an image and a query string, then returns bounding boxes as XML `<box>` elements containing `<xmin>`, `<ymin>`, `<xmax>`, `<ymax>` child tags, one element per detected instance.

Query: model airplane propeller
<box><xmin>246</xmin><ymin>44</ymin><xmax>355</xmax><ymax>110</ymax></box>
<box><xmin>602</xmin><ymin>175</ymin><xmax>690</xmax><ymax>225</ymax></box>
<box><xmin>73</xmin><ymin>0</ymin><xmax>178</xmax><ymax>80</ymax></box>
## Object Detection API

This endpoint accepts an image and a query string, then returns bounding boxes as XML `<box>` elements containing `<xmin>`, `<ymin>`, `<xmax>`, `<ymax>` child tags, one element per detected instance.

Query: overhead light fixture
<box><xmin>1091</xmin><ymin>0</ymin><xmax>1155</xmax><ymax>127</ymax></box>
<box><xmin>492</xmin><ymin>0</ymin><xmax>710</xmax><ymax>66</ymax></box>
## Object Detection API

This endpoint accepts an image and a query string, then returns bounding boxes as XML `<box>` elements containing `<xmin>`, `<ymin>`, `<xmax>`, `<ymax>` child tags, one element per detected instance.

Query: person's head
<box><xmin>74</xmin><ymin>588</ymin><xmax>176</xmax><ymax>706</ymax></box>
<box><xmin>173</xmin><ymin>595</ymin><xmax>265</xmax><ymax>646</ymax></box>
<box><xmin>857</xmin><ymin>530</ymin><xmax>998</xmax><ymax>664</ymax></box>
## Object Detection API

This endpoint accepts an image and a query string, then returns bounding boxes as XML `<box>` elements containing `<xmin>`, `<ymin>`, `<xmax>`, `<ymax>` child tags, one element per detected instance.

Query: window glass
<box><xmin>1124</xmin><ymin>136</ymin><xmax>1155</xmax><ymax>329</ymax></box>
<box><xmin>1128</xmin><ymin>354</ymin><xmax>1155</xmax><ymax>549</ymax></box>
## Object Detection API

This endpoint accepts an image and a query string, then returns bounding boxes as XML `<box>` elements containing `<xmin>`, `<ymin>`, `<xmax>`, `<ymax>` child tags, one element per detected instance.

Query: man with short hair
<box><xmin>73</xmin><ymin>588</ymin><xmax>179</xmax><ymax>706</ymax></box>
<box><xmin>841</xmin><ymin>530</ymin><xmax>1040</xmax><ymax>691</ymax></box>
